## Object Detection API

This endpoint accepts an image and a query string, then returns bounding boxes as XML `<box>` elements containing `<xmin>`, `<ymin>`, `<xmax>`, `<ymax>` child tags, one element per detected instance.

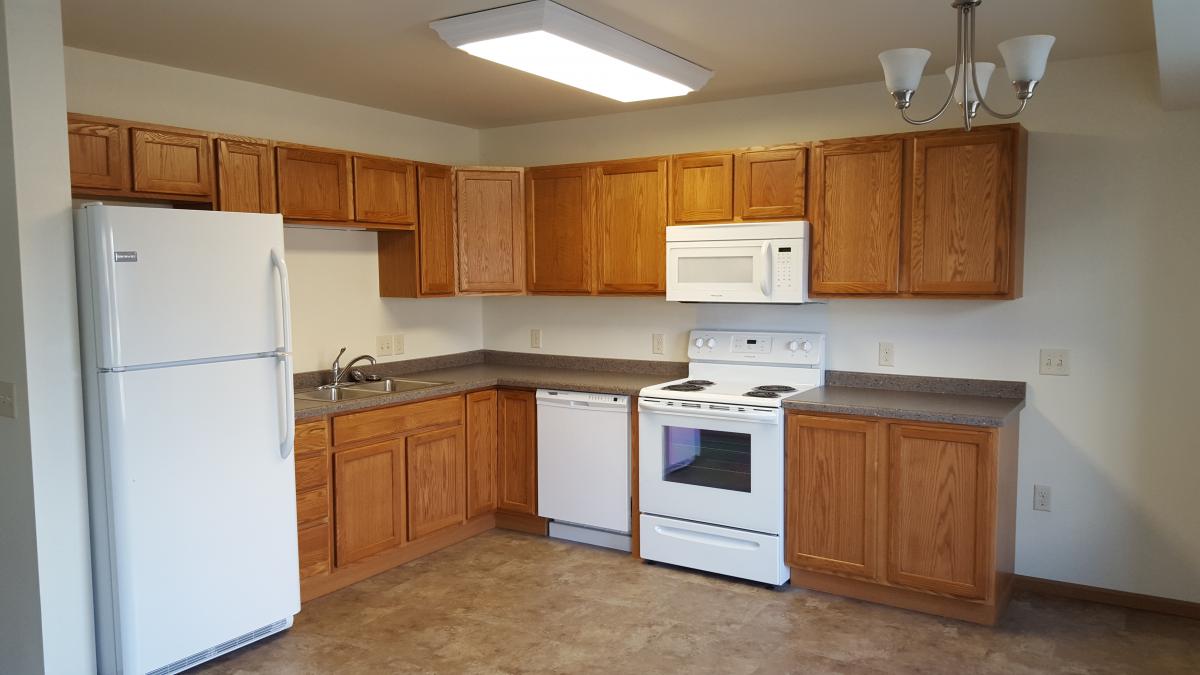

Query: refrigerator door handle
<box><xmin>272</xmin><ymin>249</ymin><xmax>295</xmax><ymax>458</ymax></box>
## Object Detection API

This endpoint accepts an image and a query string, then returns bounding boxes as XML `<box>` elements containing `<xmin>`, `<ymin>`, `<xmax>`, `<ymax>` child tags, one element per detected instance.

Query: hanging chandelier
<box><xmin>878</xmin><ymin>0</ymin><xmax>1054</xmax><ymax>131</ymax></box>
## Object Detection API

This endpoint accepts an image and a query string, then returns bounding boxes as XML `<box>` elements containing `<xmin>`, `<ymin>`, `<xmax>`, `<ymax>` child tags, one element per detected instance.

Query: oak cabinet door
<box><xmin>735</xmin><ymin>146</ymin><xmax>807</xmax><ymax>220</ymax></box>
<box><xmin>131</xmin><ymin>127</ymin><xmax>213</xmax><ymax>197</ymax></box>
<box><xmin>67</xmin><ymin>114</ymin><xmax>129</xmax><ymax>191</ymax></box>
<box><xmin>456</xmin><ymin>169</ymin><xmax>525</xmax><ymax>293</ymax></box>
<box><xmin>353</xmin><ymin>156</ymin><xmax>417</xmax><ymax>227</ymax></box>
<box><xmin>216</xmin><ymin>137</ymin><xmax>276</xmax><ymax>213</ymax></box>
<box><xmin>418</xmin><ymin>164</ymin><xmax>457</xmax><ymax>295</ymax></box>
<box><xmin>406</xmin><ymin>426</ymin><xmax>466</xmax><ymax>541</ymax></box>
<box><xmin>594</xmin><ymin>158</ymin><xmax>668</xmax><ymax>294</ymax></box>
<box><xmin>465</xmin><ymin>390</ymin><xmax>499</xmax><ymax>518</ymax></box>
<box><xmin>671</xmin><ymin>153</ymin><xmax>733</xmax><ymax>224</ymax></box>
<box><xmin>910</xmin><ymin>130</ymin><xmax>1013</xmax><ymax>295</ymax></box>
<box><xmin>786</xmin><ymin>414</ymin><xmax>880</xmax><ymax>580</ymax></box>
<box><xmin>527</xmin><ymin>165</ymin><xmax>593</xmax><ymax>294</ymax></box>
<box><xmin>810</xmin><ymin>139</ymin><xmax>903</xmax><ymax>294</ymax></box>
<box><xmin>298</xmin><ymin>522</ymin><xmax>332</xmax><ymax>580</ymax></box>
<box><xmin>276</xmin><ymin>145</ymin><xmax>352</xmax><ymax>221</ymax></box>
<box><xmin>886</xmin><ymin>424</ymin><xmax>994</xmax><ymax>599</ymax></box>
<box><xmin>333</xmin><ymin>439</ymin><xmax>405</xmax><ymax>566</ymax></box>
<box><xmin>497</xmin><ymin>389</ymin><xmax>537</xmax><ymax>515</ymax></box>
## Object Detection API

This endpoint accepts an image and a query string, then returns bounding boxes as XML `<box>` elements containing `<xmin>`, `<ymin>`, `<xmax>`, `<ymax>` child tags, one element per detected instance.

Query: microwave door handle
<box><xmin>760</xmin><ymin>241</ymin><xmax>771</xmax><ymax>297</ymax></box>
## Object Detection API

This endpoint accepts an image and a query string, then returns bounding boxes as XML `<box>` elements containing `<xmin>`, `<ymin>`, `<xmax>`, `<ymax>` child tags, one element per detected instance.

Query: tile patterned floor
<box><xmin>195</xmin><ymin>531</ymin><xmax>1200</xmax><ymax>674</ymax></box>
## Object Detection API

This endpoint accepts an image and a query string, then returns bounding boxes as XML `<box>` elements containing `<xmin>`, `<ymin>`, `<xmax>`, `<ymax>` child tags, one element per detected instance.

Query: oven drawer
<box><xmin>639</xmin><ymin>513</ymin><xmax>788</xmax><ymax>585</ymax></box>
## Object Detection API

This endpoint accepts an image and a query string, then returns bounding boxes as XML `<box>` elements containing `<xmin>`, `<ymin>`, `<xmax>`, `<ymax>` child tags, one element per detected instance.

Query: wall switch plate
<box><xmin>652</xmin><ymin>333</ymin><xmax>665</xmax><ymax>355</ymax></box>
<box><xmin>0</xmin><ymin>381</ymin><xmax>15</xmax><ymax>419</ymax></box>
<box><xmin>376</xmin><ymin>335</ymin><xmax>394</xmax><ymax>357</ymax></box>
<box><xmin>878</xmin><ymin>342</ymin><xmax>895</xmax><ymax>367</ymax></box>
<box><xmin>1033</xmin><ymin>484</ymin><xmax>1052</xmax><ymax>511</ymax></box>
<box><xmin>393</xmin><ymin>334</ymin><xmax>405</xmax><ymax>355</ymax></box>
<box><xmin>1039</xmin><ymin>349</ymin><xmax>1070</xmax><ymax>376</ymax></box>
<box><xmin>530</xmin><ymin>328</ymin><xmax>542</xmax><ymax>349</ymax></box>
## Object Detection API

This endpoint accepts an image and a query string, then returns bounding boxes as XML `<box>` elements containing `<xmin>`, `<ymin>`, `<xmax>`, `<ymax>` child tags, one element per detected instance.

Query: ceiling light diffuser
<box><xmin>431</xmin><ymin>0</ymin><xmax>713</xmax><ymax>103</ymax></box>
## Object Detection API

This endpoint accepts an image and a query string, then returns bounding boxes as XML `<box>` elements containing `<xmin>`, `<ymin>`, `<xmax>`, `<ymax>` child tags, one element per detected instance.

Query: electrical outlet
<box><xmin>652</xmin><ymin>333</ymin><xmax>665</xmax><ymax>355</ymax></box>
<box><xmin>376</xmin><ymin>335</ymin><xmax>394</xmax><ymax>357</ymax></box>
<box><xmin>0</xmin><ymin>381</ymin><xmax>15</xmax><ymax>419</ymax></box>
<box><xmin>878</xmin><ymin>342</ymin><xmax>895</xmax><ymax>367</ymax></box>
<box><xmin>1033</xmin><ymin>484</ymin><xmax>1052</xmax><ymax>512</ymax></box>
<box><xmin>1039</xmin><ymin>349</ymin><xmax>1070</xmax><ymax>376</ymax></box>
<box><xmin>393</xmin><ymin>333</ymin><xmax>405</xmax><ymax>355</ymax></box>
<box><xmin>530</xmin><ymin>328</ymin><xmax>542</xmax><ymax>349</ymax></box>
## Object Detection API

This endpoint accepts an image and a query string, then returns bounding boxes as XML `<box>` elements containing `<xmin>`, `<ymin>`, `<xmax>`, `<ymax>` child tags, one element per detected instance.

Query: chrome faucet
<box><xmin>329</xmin><ymin>347</ymin><xmax>377</xmax><ymax>386</ymax></box>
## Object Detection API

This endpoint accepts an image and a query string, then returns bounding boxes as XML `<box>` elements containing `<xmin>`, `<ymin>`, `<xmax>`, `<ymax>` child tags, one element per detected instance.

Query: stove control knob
<box><xmin>786</xmin><ymin>340</ymin><xmax>801</xmax><ymax>352</ymax></box>
<box><xmin>705</xmin><ymin>338</ymin><xmax>717</xmax><ymax>349</ymax></box>
<box><xmin>693</xmin><ymin>338</ymin><xmax>705</xmax><ymax>348</ymax></box>
<box><xmin>800</xmin><ymin>340</ymin><xmax>813</xmax><ymax>353</ymax></box>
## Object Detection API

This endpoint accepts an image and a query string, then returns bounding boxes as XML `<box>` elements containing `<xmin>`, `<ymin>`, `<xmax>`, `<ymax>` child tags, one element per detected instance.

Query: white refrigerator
<box><xmin>75</xmin><ymin>204</ymin><xmax>300</xmax><ymax>675</ymax></box>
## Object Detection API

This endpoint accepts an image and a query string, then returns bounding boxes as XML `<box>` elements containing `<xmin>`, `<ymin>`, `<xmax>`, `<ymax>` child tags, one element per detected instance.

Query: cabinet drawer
<box><xmin>296</xmin><ymin>486</ymin><xmax>329</xmax><ymax>527</ymax></box>
<box><xmin>298</xmin><ymin>522</ymin><xmax>331</xmax><ymax>579</ymax></box>
<box><xmin>333</xmin><ymin>396</ymin><xmax>463</xmax><ymax>446</ymax></box>
<box><xmin>295</xmin><ymin>454</ymin><xmax>328</xmax><ymax>492</ymax></box>
<box><xmin>295</xmin><ymin>419</ymin><xmax>328</xmax><ymax>456</ymax></box>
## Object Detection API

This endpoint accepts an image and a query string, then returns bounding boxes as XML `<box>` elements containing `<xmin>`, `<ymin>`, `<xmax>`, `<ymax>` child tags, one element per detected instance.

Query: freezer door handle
<box><xmin>272</xmin><ymin>249</ymin><xmax>295</xmax><ymax>458</ymax></box>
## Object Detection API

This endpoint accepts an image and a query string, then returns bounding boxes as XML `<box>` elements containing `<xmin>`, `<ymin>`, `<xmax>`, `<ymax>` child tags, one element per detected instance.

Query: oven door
<box><xmin>666</xmin><ymin>240</ymin><xmax>771</xmax><ymax>303</ymax></box>
<box><xmin>638</xmin><ymin>399</ymin><xmax>783</xmax><ymax>534</ymax></box>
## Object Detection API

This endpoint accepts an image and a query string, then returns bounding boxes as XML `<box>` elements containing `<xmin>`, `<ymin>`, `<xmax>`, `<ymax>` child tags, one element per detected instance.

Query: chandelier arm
<box><xmin>967</xmin><ymin>6</ymin><xmax>1028</xmax><ymax>120</ymax></box>
<box><xmin>900</xmin><ymin>6</ymin><xmax>967</xmax><ymax>125</ymax></box>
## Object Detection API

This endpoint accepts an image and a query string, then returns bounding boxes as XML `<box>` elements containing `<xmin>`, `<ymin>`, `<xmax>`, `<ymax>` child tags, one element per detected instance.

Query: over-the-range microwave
<box><xmin>666</xmin><ymin>220</ymin><xmax>815</xmax><ymax>303</ymax></box>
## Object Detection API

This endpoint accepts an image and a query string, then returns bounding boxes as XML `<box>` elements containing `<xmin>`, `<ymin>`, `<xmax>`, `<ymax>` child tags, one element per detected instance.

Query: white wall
<box><xmin>0</xmin><ymin>1</ymin><xmax>94</xmax><ymax>673</ymax></box>
<box><xmin>63</xmin><ymin>48</ymin><xmax>484</xmax><ymax>372</ymax></box>
<box><xmin>481</xmin><ymin>52</ymin><xmax>1200</xmax><ymax>603</ymax></box>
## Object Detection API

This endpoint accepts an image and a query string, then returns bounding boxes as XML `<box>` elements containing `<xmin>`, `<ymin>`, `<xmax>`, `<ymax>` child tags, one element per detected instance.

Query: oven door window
<box><xmin>662</xmin><ymin>426</ymin><xmax>751</xmax><ymax>493</ymax></box>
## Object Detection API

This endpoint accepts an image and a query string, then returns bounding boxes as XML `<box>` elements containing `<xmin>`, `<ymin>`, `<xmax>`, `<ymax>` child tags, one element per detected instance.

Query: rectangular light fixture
<box><xmin>430</xmin><ymin>0</ymin><xmax>713</xmax><ymax>103</ymax></box>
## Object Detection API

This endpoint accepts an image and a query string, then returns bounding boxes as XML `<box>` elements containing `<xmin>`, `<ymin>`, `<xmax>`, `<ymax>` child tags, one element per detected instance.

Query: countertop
<box><xmin>294</xmin><ymin>362</ymin><xmax>675</xmax><ymax>420</ymax></box>
<box><xmin>783</xmin><ymin>384</ymin><xmax>1025</xmax><ymax>427</ymax></box>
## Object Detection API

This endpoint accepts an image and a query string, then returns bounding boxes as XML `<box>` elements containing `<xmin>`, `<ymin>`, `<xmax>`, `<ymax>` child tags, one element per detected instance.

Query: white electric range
<box><xmin>638</xmin><ymin>330</ymin><xmax>825</xmax><ymax>586</ymax></box>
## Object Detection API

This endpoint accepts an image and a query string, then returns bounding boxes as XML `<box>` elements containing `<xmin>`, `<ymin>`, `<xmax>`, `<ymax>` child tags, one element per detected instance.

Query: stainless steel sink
<box><xmin>344</xmin><ymin>378</ymin><xmax>447</xmax><ymax>394</ymax></box>
<box><xmin>294</xmin><ymin>387</ymin><xmax>382</xmax><ymax>403</ymax></box>
<box><xmin>293</xmin><ymin>378</ymin><xmax>448</xmax><ymax>404</ymax></box>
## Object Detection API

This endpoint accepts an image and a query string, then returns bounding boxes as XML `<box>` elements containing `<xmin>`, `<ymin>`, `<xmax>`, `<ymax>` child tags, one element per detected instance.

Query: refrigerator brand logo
<box><xmin>114</xmin><ymin>251</ymin><xmax>138</xmax><ymax>263</ymax></box>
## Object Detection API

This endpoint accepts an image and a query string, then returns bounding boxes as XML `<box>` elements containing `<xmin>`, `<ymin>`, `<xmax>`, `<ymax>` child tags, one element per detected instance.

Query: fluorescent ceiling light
<box><xmin>431</xmin><ymin>0</ymin><xmax>713</xmax><ymax>103</ymax></box>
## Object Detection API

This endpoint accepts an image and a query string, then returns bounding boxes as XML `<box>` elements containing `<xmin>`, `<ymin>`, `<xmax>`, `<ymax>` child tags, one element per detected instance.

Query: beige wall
<box><xmin>480</xmin><ymin>52</ymin><xmax>1200</xmax><ymax>603</ymax></box>
<box><xmin>63</xmin><ymin>47</ymin><xmax>484</xmax><ymax>372</ymax></box>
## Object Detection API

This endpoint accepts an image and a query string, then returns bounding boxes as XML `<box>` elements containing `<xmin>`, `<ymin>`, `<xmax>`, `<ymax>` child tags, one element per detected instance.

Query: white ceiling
<box><xmin>60</xmin><ymin>0</ymin><xmax>1156</xmax><ymax>129</ymax></box>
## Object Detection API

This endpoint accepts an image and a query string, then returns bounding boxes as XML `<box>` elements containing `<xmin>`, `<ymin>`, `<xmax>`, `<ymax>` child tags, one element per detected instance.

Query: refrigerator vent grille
<box><xmin>147</xmin><ymin>618</ymin><xmax>289</xmax><ymax>675</ymax></box>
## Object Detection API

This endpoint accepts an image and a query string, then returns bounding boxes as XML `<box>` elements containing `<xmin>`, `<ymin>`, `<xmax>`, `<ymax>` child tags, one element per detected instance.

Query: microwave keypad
<box><xmin>775</xmin><ymin>248</ymin><xmax>794</xmax><ymax>288</ymax></box>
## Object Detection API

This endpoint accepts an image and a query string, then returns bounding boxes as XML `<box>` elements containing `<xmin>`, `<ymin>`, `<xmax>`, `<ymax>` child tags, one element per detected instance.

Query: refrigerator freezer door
<box><xmin>95</xmin><ymin>356</ymin><xmax>299</xmax><ymax>674</ymax></box>
<box><xmin>79</xmin><ymin>205</ymin><xmax>286</xmax><ymax>369</ymax></box>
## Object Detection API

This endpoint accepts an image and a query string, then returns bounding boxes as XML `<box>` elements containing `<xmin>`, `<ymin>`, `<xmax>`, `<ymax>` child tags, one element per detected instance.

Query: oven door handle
<box><xmin>638</xmin><ymin>400</ymin><xmax>779</xmax><ymax>424</ymax></box>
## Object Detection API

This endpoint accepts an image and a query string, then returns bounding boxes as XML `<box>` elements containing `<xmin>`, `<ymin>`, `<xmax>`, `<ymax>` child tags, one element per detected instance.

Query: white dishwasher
<box><xmin>536</xmin><ymin>389</ymin><xmax>631</xmax><ymax>551</ymax></box>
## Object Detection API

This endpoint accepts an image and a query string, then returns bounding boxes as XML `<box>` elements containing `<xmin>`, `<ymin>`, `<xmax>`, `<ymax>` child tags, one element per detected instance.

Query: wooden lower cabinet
<box><xmin>406</xmin><ymin>426</ymin><xmax>466</xmax><ymax>541</ymax></box>
<box><xmin>465</xmin><ymin>390</ymin><xmax>499</xmax><ymax>517</ymax></box>
<box><xmin>785</xmin><ymin>411</ymin><xmax>1018</xmax><ymax>625</ymax></box>
<box><xmin>294</xmin><ymin>419</ymin><xmax>333</xmax><ymax>582</ymax></box>
<box><xmin>333</xmin><ymin>438</ymin><xmax>406</xmax><ymax>566</ymax></box>
<box><xmin>497</xmin><ymin>389</ymin><xmax>537</xmax><ymax>515</ymax></box>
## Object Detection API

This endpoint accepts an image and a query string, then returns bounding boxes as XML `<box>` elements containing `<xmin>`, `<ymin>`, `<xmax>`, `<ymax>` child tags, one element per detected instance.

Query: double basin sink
<box><xmin>295</xmin><ymin>378</ymin><xmax>448</xmax><ymax>404</ymax></box>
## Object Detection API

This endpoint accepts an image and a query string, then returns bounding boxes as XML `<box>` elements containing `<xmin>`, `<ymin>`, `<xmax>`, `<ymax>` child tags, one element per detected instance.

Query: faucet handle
<box><xmin>332</xmin><ymin>346</ymin><xmax>348</xmax><ymax>371</ymax></box>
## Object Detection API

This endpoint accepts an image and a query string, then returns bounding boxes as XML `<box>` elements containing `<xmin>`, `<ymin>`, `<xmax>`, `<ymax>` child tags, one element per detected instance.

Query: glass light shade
<box><xmin>946</xmin><ymin>62</ymin><xmax>995</xmax><ymax>104</ymax></box>
<box><xmin>998</xmin><ymin>34</ymin><xmax>1055</xmax><ymax>82</ymax></box>
<box><xmin>879</xmin><ymin>48</ymin><xmax>931</xmax><ymax>93</ymax></box>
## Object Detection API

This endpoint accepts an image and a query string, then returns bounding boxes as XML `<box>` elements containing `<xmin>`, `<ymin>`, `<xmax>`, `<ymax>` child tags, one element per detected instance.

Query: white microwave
<box><xmin>666</xmin><ymin>220</ymin><xmax>813</xmax><ymax>303</ymax></box>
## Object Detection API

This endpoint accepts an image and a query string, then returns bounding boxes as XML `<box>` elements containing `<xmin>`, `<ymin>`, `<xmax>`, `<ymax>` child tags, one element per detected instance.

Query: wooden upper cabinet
<box><xmin>456</xmin><ymin>169</ymin><xmax>525</xmax><ymax>294</ymax></box>
<box><xmin>465</xmin><ymin>390</ymin><xmax>499</xmax><ymax>518</ymax></box>
<box><xmin>910</xmin><ymin>129</ymin><xmax>1015</xmax><ymax>295</ymax></box>
<box><xmin>276</xmin><ymin>144</ymin><xmax>352</xmax><ymax>222</ymax></box>
<box><xmin>67</xmin><ymin>114</ymin><xmax>129</xmax><ymax>191</ymax></box>
<box><xmin>526</xmin><ymin>165</ymin><xmax>594</xmax><ymax>294</ymax></box>
<box><xmin>886</xmin><ymin>424</ymin><xmax>994</xmax><ymax>600</ymax></box>
<box><xmin>671</xmin><ymin>152</ymin><xmax>733</xmax><ymax>224</ymax></box>
<box><xmin>497</xmin><ymin>389</ymin><xmax>537</xmax><ymax>515</ymax></box>
<box><xmin>405</xmin><ymin>426</ymin><xmax>466</xmax><ymax>541</ymax></box>
<box><xmin>593</xmin><ymin>158</ymin><xmax>668</xmax><ymax>294</ymax></box>
<box><xmin>353</xmin><ymin>156</ymin><xmax>417</xmax><ymax>227</ymax></box>
<box><xmin>810</xmin><ymin>138</ymin><xmax>904</xmax><ymax>294</ymax></box>
<box><xmin>333</xmin><ymin>439</ymin><xmax>405</xmax><ymax>566</ymax></box>
<box><xmin>417</xmin><ymin>164</ymin><xmax>456</xmax><ymax>296</ymax></box>
<box><xmin>131</xmin><ymin>127</ymin><xmax>213</xmax><ymax>197</ymax></box>
<box><xmin>215</xmin><ymin>137</ymin><xmax>276</xmax><ymax>213</ymax></box>
<box><xmin>786</xmin><ymin>414</ymin><xmax>880</xmax><ymax>580</ymax></box>
<box><xmin>735</xmin><ymin>146</ymin><xmax>807</xmax><ymax>220</ymax></box>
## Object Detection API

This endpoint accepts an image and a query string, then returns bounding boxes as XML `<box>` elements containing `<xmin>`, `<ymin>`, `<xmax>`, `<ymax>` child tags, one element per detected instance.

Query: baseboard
<box><xmin>495</xmin><ymin>510</ymin><xmax>549</xmax><ymax>535</ymax></box>
<box><xmin>1014</xmin><ymin>575</ymin><xmax>1200</xmax><ymax>621</ymax></box>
